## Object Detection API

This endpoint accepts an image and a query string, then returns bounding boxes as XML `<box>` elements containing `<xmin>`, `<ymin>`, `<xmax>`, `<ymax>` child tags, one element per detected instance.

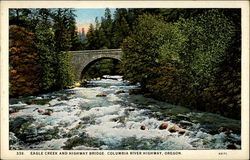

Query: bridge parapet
<box><xmin>70</xmin><ymin>49</ymin><xmax>122</xmax><ymax>55</ymax></box>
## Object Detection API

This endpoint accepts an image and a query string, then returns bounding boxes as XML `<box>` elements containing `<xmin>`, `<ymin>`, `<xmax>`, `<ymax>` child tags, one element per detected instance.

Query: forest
<box><xmin>9</xmin><ymin>8</ymin><xmax>241</xmax><ymax>119</ymax></box>
<box><xmin>9</xmin><ymin>9</ymin><xmax>78</xmax><ymax>96</ymax></box>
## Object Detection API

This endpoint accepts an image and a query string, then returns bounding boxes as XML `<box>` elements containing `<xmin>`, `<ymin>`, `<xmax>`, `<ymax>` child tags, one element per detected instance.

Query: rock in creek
<box><xmin>168</xmin><ymin>125</ymin><xmax>187</xmax><ymax>134</ymax></box>
<box><xmin>159</xmin><ymin>122</ymin><xmax>169</xmax><ymax>130</ymax></box>
<box><xmin>96</xmin><ymin>93</ymin><xmax>107</xmax><ymax>97</ymax></box>
<box><xmin>74</xmin><ymin>82</ymin><xmax>81</xmax><ymax>87</ymax></box>
<box><xmin>116</xmin><ymin>90</ymin><xmax>126</xmax><ymax>94</ymax></box>
<box><xmin>140</xmin><ymin>125</ymin><xmax>146</xmax><ymax>130</ymax></box>
<box><xmin>37</xmin><ymin>109</ymin><xmax>43</xmax><ymax>113</ymax></box>
<box><xmin>127</xmin><ymin>107</ymin><xmax>135</xmax><ymax>111</ymax></box>
<box><xmin>178</xmin><ymin>129</ymin><xmax>187</xmax><ymax>135</ymax></box>
<box><xmin>43</xmin><ymin>109</ymin><xmax>53</xmax><ymax>116</ymax></box>
<box><xmin>169</xmin><ymin>125</ymin><xmax>181</xmax><ymax>133</ymax></box>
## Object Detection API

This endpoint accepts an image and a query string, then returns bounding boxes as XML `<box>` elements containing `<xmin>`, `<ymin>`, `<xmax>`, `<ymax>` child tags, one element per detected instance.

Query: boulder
<box><xmin>127</xmin><ymin>107</ymin><xmax>135</xmax><ymax>111</ymax></box>
<box><xmin>43</xmin><ymin>109</ymin><xmax>53</xmax><ymax>116</ymax></box>
<box><xmin>169</xmin><ymin>125</ymin><xmax>181</xmax><ymax>133</ymax></box>
<box><xmin>74</xmin><ymin>82</ymin><xmax>81</xmax><ymax>87</ymax></box>
<box><xmin>159</xmin><ymin>122</ymin><xmax>169</xmax><ymax>130</ymax></box>
<box><xmin>96</xmin><ymin>93</ymin><xmax>107</xmax><ymax>97</ymax></box>
<box><xmin>37</xmin><ymin>109</ymin><xmax>43</xmax><ymax>113</ymax></box>
<box><xmin>140</xmin><ymin>125</ymin><xmax>146</xmax><ymax>130</ymax></box>
<box><xmin>116</xmin><ymin>90</ymin><xmax>125</xmax><ymax>94</ymax></box>
<box><xmin>178</xmin><ymin>129</ymin><xmax>187</xmax><ymax>135</ymax></box>
<box><xmin>45</xmin><ymin>111</ymin><xmax>52</xmax><ymax>116</ymax></box>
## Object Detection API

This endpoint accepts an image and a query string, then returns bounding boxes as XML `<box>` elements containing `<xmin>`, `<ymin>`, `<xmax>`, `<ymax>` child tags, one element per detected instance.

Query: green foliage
<box><xmin>85</xmin><ymin>24</ymin><xmax>97</xmax><ymax>49</ymax></box>
<box><xmin>36</xmin><ymin>27</ymin><xmax>56</xmax><ymax>91</ymax></box>
<box><xmin>112</xmin><ymin>16</ymin><xmax>130</xmax><ymax>48</ymax></box>
<box><xmin>52</xmin><ymin>9</ymin><xmax>76</xmax><ymax>89</ymax></box>
<box><xmin>35</xmin><ymin>9</ymin><xmax>56</xmax><ymax>91</ymax></box>
<box><xmin>121</xmin><ymin>9</ymin><xmax>241</xmax><ymax>119</ymax></box>
<box><xmin>9</xmin><ymin>8</ymin><xmax>78</xmax><ymax>96</ymax></box>
<box><xmin>111</xmin><ymin>9</ymin><xmax>130</xmax><ymax>48</ymax></box>
<box><xmin>84</xmin><ymin>8</ymin><xmax>131</xmax><ymax>50</ymax></box>
<box><xmin>9</xmin><ymin>8</ymin><xmax>241</xmax><ymax>119</ymax></box>
<box><xmin>9</xmin><ymin>9</ymin><xmax>33</xmax><ymax>29</ymax></box>
<box><xmin>55</xmin><ymin>51</ymin><xmax>75</xmax><ymax>89</ymax></box>
<box><xmin>100</xmin><ymin>8</ymin><xmax>113</xmax><ymax>48</ymax></box>
<box><xmin>53</xmin><ymin>9</ymin><xmax>72</xmax><ymax>51</ymax></box>
<box><xmin>121</xmin><ymin>14</ymin><xmax>178</xmax><ymax>87</ymax></box>
<box><xmin>176</xmin><ymin>10</ymin><xmax>235</xmax><ymax>90</ymax></box>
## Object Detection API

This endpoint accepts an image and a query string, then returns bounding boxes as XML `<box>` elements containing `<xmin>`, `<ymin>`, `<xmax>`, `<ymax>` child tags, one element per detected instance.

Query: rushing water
<box><xmin>9</xmin><ymin>75</ymin><xmax>241</xmax><ymax>150</ymax></box>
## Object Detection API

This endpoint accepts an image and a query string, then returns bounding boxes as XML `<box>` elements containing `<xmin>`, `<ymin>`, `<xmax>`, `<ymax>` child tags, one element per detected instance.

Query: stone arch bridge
<box><xmin>69</xmin><ymin>49</ymin><xmax>123</xmax><ymax>81</ymax></box>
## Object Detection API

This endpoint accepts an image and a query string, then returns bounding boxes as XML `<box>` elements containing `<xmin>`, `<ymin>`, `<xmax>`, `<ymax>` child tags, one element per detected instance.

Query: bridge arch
<box><xmin>69</xmin><ymin>49</ymin><xmax>123</xmax><ymax>81</ymax></box>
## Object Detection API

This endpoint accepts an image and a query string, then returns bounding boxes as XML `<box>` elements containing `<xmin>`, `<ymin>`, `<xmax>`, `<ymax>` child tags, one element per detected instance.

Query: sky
<box><xmin>75</xmin><ymin>8</ymin><xmax>116</xmax><ymax>33</ymax></box>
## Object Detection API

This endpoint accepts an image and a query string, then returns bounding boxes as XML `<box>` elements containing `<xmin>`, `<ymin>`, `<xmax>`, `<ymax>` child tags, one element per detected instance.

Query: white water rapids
<box><xmin>9</xmin><ymin>75</ymin><xmax>241</xmax><ymax>150</ymax></box>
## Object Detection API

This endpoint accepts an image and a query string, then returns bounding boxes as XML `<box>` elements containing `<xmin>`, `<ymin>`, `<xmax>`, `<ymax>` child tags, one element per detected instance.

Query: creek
<box><xmin>9</xmin><ymin>75</ymin><xmax>241</xmax><ymax>150</ymax></box>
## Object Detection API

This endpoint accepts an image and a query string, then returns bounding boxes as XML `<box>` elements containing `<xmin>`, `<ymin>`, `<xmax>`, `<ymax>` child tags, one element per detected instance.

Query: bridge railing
<box><xmin>69</xmin><ymin>49</ymin><xmax>122</xmax><ymax>54</ymax></box>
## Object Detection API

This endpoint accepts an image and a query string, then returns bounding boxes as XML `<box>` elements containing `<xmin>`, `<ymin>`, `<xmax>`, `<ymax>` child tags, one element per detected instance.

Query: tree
<box><xmin>175</xmin><ymin>9</ymin><xmax>235</xmax><ymax>95</ymax></box>
<box><xmin>35</xmin><ymin>9</ymin><xmax>56</xmax><ymax>91</ymax></box>
<box><xmin>100</xmin><ymin>8</ymin><xmax>113</xmax><ymax>48</ymax></box>
<box><xmin>200</xmin><ymin>9</ymin><xmax>241</xmax><ymax>119</ymax></box>
<box><xmin>121</xmin><ymin>9</ymin><xmax>240</xmax><ymax>119</ymax></box>
<box><xmin>111</xmin><ymin>9</ymin><xmax>130</xmax><ymax>48</ymax></box>
<box><xmin>78</xmin><ymin>28</ymin><xmax>86</xmax><ymax>42</ymax></box>
<box><xmin>85</xmin><ymin>24</ymin><xmax>96</xmax><ymax>49</ymax></box>
<box><xmin>121</xmin><ymin>14</ymin><xmax>168</xmax><ymax>89</ymax></box>
<box><xmin>112</xmin><ymin>16</ymin><xmax>130</xmax><ymax>48</ymax></box>
<box><xmin>9</xmin><ymin>8</ymin><xmax>78</xmax><ymax>96</ymax></box>
<box><xmin>9</xmin><ymin>26</ymin><xmax>41</xmax><ymax>97</ymax></box>
<box><xmin>9</xmin><ymin>9</ymin><xmax>32</xmax><ymax>28</ymax></box>
<box><xmin>53</xmin><ymin>9</ymin><xmax>72</xmax><ymax>51</ymax></box>
<box><xmin>52</xmin><ymin>9</ymin><xmax>75</xmax><ymax>89</ymax></box>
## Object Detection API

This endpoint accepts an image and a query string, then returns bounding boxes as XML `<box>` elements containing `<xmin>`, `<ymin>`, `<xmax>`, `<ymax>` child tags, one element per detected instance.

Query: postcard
<box><xmin>0</xmin><ymin>1</ymin><xmax>249</xmax><ymax>160</ymax></box>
